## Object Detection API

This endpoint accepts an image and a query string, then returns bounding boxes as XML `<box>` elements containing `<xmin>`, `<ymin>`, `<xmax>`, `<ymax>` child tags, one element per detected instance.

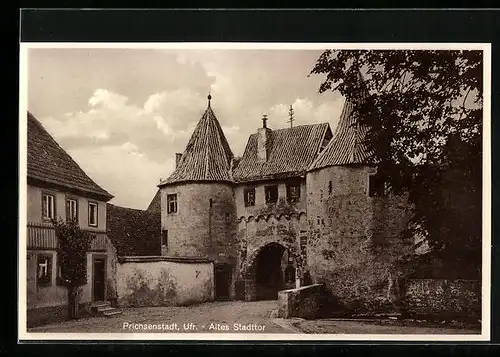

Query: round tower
<box><xmin>305</xmin><ymin>72</ymin><xmax>411</xmax><ymax>310</ymax></box>
<box><xmin>158</xmin><ymin>95</ymin><xmax>237</xmax><ymax>266</ymax></box>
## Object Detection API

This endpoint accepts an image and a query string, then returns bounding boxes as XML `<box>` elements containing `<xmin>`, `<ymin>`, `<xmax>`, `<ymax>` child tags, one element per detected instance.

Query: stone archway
<box><xmin>244</xmin><ymin>242</ymin><xmax>297</xmax><ymax>301</ymax></box>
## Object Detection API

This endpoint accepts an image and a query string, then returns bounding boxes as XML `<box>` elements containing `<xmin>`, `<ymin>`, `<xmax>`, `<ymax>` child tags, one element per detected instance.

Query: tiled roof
<box><xmin>106</xmin><ymin>204</ymin><xmax>161</xmax><ymax>256</ymax></box>
<box><xmin>308</xmin><ymin>73</ymin><xmax>375</xmax><ymax>171</ymax></box>
<box><xmin>27</xmin><ymin>112</ymin><xmax>114</xmax><ymax>200</ymax></box>
<box><xmin>147</xmin><ymin>189</ymin><xmax>161</xmax><ymax>212</ymax></box>
<box><xmin>232</xmin><ymin>123</ymin><xmax>332</xmax><ymax>183</ymax></box>
<box><xmin>159</xmin><ymin>100</ymin><xmax>234</xmax><ymax>186</ymax></box>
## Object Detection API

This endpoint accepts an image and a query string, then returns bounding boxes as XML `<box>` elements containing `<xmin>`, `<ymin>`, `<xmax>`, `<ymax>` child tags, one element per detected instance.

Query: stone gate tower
<box><xmin>305</xmin><ymin>73</ymin><xmax>412</xmax><ymax>307</ymax></box>
<box><xmin>158</xmin><ymin>95</ymin><xmax>238</xmax><ymax>300</ymax></box>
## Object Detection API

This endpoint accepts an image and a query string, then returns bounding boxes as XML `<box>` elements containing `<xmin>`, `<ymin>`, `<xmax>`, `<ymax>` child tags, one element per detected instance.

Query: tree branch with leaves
<box><xmin>310</xmin><ymin>49</ymin><xmax>483</xmax><ymax>278</ymax></box>
<box><xmin>53</xmin><ymin>218</ymin><xmax>93</xmax><ymax>319</ymax></box>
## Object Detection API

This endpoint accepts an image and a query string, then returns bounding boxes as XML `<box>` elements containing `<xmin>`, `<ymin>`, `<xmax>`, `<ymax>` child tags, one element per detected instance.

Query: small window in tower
<box><xmin>286</xmin><ymin>182</ymin><xmax>301</xmax><ymax>204</ymax></box>
<box><xmin>167</xmin><ymin>194</ymin><xmax>178</xmax><ymax>214</ymax></box>
<box><xmin>244</xmin><ymin>187</ymin><xmax>255</xmax><ymax>207</ymax></box>
<box><xmin>368</xmin><ymin>174</ymin><xmax>387</xmax><ymax>197</ymax></box>
<box><xmin>161</xmin><ymin>230</ymin><xmax>168</xmax><ymax>251</ymax></box>
<box><xmin>285</xmin><ymin>265</ymin><xmax>296</xmax><ymax>284</ymax></box>
<box><xmin>265</xmin><ymin>185</ymin><xmax>278</xmax><ymax>204</ymax></box>
<box><xmin>328</xmin><ymin>181</ymin><xmax>333</xmax><ymax>194</ymax></box>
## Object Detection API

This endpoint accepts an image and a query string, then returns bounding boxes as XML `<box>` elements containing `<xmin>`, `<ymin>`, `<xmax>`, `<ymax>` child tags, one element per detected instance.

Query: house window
<box><xmin>88</xmin><ymin>202</ymin><xmax>98</xmax><ymax>227</ymax></box>
<box><xmin>167</xmin><ymin>194</ymin><xmax>178</xmax><ymax>214</ymax></box>
<box><xmin>368</xmin><ymin>174</ymin><xmax>387</xmax><ymax>197</ymax></box>
<box><xmin>42</xmin><ymin>193</ymin><xmax>55</xmax><ymax>220</ymax></box>
<box><xmin>161</xmin><ymin>230</ymin><xmax>168</xmax><ymax>251</ymax></box>
<box><xmin>265</xmin><ymin>185</ymin><xmax>279</xmax><ymax>204</ymax></box>
<box><xmin>244</xmin><ymin>187</ymin><xmax>255</xmax><ymax>207</ymax></box>
<box><xmin>66</xmin><ymin>197</ymin><xmax>78</xmax><ymax>222</ymax></box>
<box><xmin>286</xmin><ymin>183</ymin><xmax>301</xmax><ymax>204</ymax></box>
<box><xmin>37</xmin><ymin>254</ymin><xmax>52</xmax><ymax>286</ymax></box>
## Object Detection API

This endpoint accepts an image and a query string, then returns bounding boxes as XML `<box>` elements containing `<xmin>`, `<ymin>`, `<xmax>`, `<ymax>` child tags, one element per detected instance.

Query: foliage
<box><xmin>310</xmin><ymin>50</ymin><xmax>483</xmax><ymax>275</ymax></box>
<box><xmin>53</xmin><ymin>218</ymin><xmax>92</xmax><ymax>287</ymax></box>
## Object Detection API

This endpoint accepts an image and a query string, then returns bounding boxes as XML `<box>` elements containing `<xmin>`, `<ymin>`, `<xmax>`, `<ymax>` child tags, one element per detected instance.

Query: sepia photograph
<box><xmin>18</xmin><ymin>43</ymin><xmax>491</xmax><ymax>341</ymax></box>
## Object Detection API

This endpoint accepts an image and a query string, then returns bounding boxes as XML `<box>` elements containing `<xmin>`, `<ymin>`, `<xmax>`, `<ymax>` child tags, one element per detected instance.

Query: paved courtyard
<box><xmin>28</xmin><ymin>300</ymin><xmax>481</xmax><ymax>336</ymax></box>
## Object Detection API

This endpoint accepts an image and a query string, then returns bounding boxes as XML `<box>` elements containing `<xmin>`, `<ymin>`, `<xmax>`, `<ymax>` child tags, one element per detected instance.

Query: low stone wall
<box><xmin>278</xmin><ymin>284</ymin><xmax>328</xmax><ymax>319</ymax></box>
<box><xmin>402</xmin><ymin>279</ymin><xmax>481</xmax><ymax>320</ymax></box>
<box><xmin>116</xmin><ymin>256</ymin><xmax>214</xmax><ymax>307</ymax></box>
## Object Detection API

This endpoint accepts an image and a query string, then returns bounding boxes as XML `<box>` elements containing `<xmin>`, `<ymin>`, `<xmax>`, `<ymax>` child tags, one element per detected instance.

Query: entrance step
<box><xmin>92</xmin><ymin>301</ymin><xmax>111</xmax><ymax>310</ymax></box>
<box><xmin>91</xmin><ymin>301</ymin><xmax>122</xmax><ymax>318</ymax></box>
<box><xmin>103</xmin><ymin>310</ymin><xmax>123</xmax><ymax>317</ymax></box>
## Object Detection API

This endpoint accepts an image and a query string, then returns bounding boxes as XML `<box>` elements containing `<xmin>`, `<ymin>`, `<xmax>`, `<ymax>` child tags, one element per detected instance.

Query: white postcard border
<box><xmin>18</xmin><ymin>42</ymin><xmax>492</xmax><ymax>342</ymax></box>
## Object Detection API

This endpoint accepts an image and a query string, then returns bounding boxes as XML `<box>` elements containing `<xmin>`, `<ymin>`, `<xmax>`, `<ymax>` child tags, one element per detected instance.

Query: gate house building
<box><xmin>155</xmin><ymin>83</ymin><xmax>411</xmax><ymax>304</ymax></box>
<box><xmin>26</xmin><ymin>112</ymin><xmax>117</xmax><ymax>326</ymax></box>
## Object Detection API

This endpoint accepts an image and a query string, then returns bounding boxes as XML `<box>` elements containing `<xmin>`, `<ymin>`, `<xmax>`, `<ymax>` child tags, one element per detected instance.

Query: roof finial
<box><xmin>262</xmin><ymin>114</ymin><xmax>268</xmax><ymax>129</ymax></box>
<box><xmin>207</xmin><ymin>92</ymin><xmax>212</xmax><ymax>107</ymax></box>
<box><xmin>288</xmin><ymin>105</ymin><xmax>295</xmax><ymax>128</ymax></box>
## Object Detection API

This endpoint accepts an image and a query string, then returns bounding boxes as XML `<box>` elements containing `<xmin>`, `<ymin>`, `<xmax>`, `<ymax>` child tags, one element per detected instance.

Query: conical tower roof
<box><xmin>159</xmin><ymin>95</ymin><xmax>234</xmax><ymax>186</ymax></box>
<box><xmin>308</xmin><ymin>71</ymin><xmax>375</xmax><ymax>171</ymax></box>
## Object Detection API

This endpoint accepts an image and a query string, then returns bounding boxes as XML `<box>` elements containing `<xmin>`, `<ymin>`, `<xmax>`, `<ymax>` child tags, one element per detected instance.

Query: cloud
<box><xmin>89</xmin><ymin>89</ymin><xmax>129</xmax><ymax>109</ymax></box>
<box><xmin>30</xmin><ymin>49</ymin><xmax>346</xmax><ymax>209</ymax></box>
<box><xmin>68</xmin><ymin>145</ymin><xmax>174</xmax><ymax>210</ymax></box>
<box><xmin>269</xmin><ymin>96</ymin><xmax>345</xmax><ymax>131</ymax></box>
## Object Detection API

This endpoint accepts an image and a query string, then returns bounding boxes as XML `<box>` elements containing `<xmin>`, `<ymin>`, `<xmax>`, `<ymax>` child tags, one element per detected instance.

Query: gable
<box><xmin>27</xmin><ymin>112</ymin><xmax>113</xmax><ymax>200</ymax></box>
<box><xmin>232</xmin><ymin>123</ymin><xmax>331</xmax><ymax>183</ymax></box>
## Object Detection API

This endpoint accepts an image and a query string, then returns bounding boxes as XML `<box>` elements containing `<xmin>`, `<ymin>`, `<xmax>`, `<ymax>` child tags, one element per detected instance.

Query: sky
<box><xmin>27</xmin><ymin>48</ymin><xmax>345</xmax><ymax>209</ymax></box>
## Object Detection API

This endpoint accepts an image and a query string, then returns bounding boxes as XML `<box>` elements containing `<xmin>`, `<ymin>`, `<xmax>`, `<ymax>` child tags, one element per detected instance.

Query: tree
<box><xmin>52</xmin><ymin>218</ymin><xmax>93</xmax><ymax>319</ymax></box>
<box><xmin>310</xmin><ymin>50</ymin><xmax>483</xmax><ymax>277</ymax></box>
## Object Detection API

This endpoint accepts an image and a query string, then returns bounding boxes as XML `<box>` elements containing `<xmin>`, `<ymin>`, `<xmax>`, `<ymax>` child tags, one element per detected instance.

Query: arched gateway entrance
<box><xmin>247</xmin><ymin>242</ymin><xmax>297</xmax><ymax>301</ymax></box>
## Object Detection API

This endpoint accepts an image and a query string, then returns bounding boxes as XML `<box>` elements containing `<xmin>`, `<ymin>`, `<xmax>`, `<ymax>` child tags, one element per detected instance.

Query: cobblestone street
<box><xmin>28</xmin><ymin>300</ymin><xmax>290</xmax><ymax>334</ymax></box>
<box><xmin>27</xmin><ymin>300</ymin><xmax>481</xmax><ymax>336</ymax></box>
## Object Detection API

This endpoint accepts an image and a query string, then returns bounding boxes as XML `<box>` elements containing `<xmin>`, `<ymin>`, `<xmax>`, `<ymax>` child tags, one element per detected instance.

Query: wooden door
<box><xmin>215</xmin><ymin>264</ymin><xmax>232</xmax><ymax>300</ymax></box>
<box><xmin>93</xmin><ymin>257</ymin><xmax>106</xmax><ymax>302</ymax></box>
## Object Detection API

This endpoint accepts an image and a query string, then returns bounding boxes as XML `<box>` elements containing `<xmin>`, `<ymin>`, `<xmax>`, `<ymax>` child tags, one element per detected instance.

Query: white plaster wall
<box><xmin>27</xmin><ymin>184</ymin><xmax>107</xmax><ymax>231</ymax></box>
<box><xmin>116</xmin><ymin>260</ymin><xmax>214</xmax><ymax>307</ymax></box>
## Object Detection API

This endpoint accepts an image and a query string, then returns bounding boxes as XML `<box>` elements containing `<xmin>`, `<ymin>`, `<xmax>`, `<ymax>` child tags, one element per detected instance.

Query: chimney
<box><xmin>175</xmin><ymin>153</ymin><xmax>182</xmax><ymax>168</ymax></box>
<box><xmin>257</xmin><ymin>115</ymin><xmax>271</xmax><ymax>162</ymax></box>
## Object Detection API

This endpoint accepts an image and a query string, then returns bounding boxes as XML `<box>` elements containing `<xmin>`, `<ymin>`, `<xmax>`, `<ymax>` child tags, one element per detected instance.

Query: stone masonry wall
<box><xmin>306</xmin><ymin>166</ymin><xmax>413</xmax><ymax>313</ymax></box>
<box><xmin>403</xmin><ymin>279</ymin><xmax>481</xmax><ymax>320</ymax></box>
<box><xmin>236</xmin><ymin>211</ymin><xmax>308</xmax><ymax>300</ymax></box>
<box><xmin>161</xmin><ymin>182</ymin><xmax>238</xmax><ymax>266</ymax></box>
<box><xmin>278</xmin><ymin>284</ymin><xmax>329</xmax><ymax>319</ymax></box>
<box><xmin>234</xmin><ymin>179</ymin><xmax>308</xmax><ymax>300</ymax></box>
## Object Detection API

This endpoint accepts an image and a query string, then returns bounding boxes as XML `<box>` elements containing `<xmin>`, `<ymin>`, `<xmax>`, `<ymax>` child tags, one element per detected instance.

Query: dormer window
<box><xmin>319</xmin><ymin>130</ymin><xmax>333</xmax><ymax>153</ymax></box>
<box><xmin>244</xmin><ymin>187</ymin><xmax>255</xmax><ymax>207</ymax></box>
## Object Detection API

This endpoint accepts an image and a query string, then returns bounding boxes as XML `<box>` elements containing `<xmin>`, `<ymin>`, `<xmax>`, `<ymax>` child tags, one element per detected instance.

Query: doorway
<box><xmin>92</xmin><ymin>256</ymin><xmax>106</xmax><ymax>302</ymax></box>
<box><xmin>255</xmin><ymin>243</ymin><xmax>286</xmax><ymax>300</ymax></box>
<box><xmin>214</xmin><ymin>263</ymin><xmax>232</xmax><ymax>300</ymax></box>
